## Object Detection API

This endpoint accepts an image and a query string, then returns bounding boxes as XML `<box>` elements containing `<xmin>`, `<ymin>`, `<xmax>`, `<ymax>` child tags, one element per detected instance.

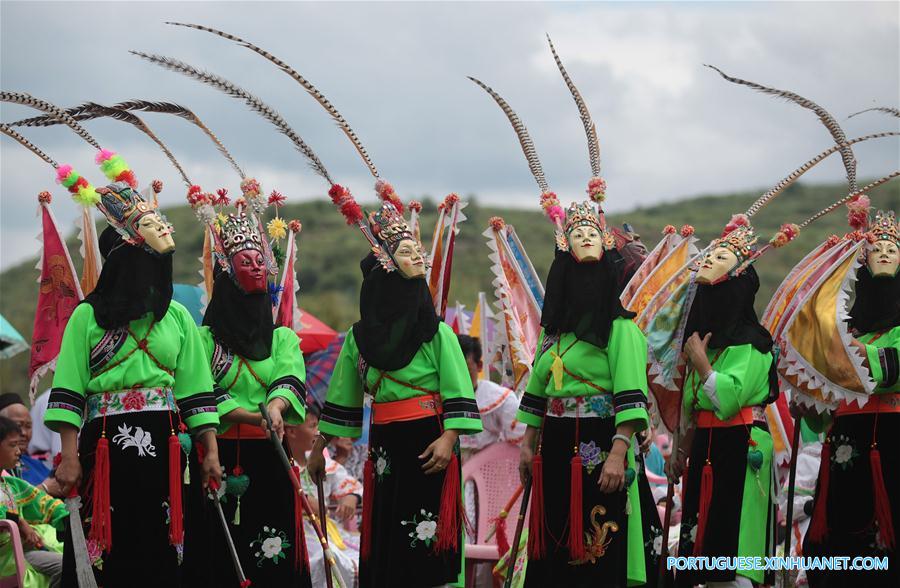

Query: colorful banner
<box><xmin>30</xmin><ymin>200</ymin><xmax>84</xmax><ymax>401</ymax></box>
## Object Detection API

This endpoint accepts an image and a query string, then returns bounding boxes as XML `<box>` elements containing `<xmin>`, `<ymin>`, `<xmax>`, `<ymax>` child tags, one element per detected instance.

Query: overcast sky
<box><xmin>2</xmin><ymin>1</ymin><xmax>898</xmax><ymax>270</ymax></box>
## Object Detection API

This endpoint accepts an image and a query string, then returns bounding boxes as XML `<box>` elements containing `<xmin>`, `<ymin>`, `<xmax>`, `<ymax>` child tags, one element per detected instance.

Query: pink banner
<box><xmin>30</xmin><ymin>203</ymin><xmax>83</xmax><ymax>398</ymax></box>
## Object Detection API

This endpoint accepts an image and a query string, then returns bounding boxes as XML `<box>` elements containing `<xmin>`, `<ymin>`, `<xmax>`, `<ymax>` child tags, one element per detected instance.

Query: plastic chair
<box><xmin>463</xmin><ymin>442</ymin><xmax>524</xmax><ymax>587</ymax></box>
<box><xmin>0</xmin><ymin>519</ymin><xmax>26</xmax><ymax>588</ymax></box>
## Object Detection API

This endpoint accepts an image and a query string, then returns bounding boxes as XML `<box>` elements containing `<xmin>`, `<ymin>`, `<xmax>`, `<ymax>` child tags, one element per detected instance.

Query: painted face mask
<box><xmin>135</xmin><ymin>211</ymin><xmax>175</xmax><ymax>254</ymax></box>
<box><xmin>231</xmin><ymin>249</ymin><xmax>268</xmax><ymax>293</ymax></box>
<box><xmin>392</xmin><ymin>238</ymin><xmax>427</xmax><ymax>279</ymax></box>
<box><xmin>696</xmin><ymin>245</ymin><xmax>740</xmax><ymax>285</ymax></box>
<box><xmin>567</xmin><ymin>225</ymin><xmax>603</xmax><ymax>262</ymax></box>
<box><xmin>867</xmin><ymin>239</ymin><xmax>900</xmax><ymax>278</ymax></box>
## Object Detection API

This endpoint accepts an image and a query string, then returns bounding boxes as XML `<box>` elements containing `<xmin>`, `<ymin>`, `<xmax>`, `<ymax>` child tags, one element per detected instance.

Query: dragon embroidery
<box><xmin>569</xmin><ymin>505</ymin><xmax>619</xmax><ymax>565</ymax></box>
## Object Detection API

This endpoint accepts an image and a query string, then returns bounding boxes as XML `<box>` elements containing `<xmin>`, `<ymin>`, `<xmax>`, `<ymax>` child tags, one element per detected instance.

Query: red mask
<box><xmin>231</xmin><ymin>250</ymin><xmax>267</xmax><ymax>294</ymax></box>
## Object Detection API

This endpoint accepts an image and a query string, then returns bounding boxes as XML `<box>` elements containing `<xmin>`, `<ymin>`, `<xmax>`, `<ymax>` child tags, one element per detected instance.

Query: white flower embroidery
<box><xmin>376</xmin><ymin>457</ymin><xmax>387</xmax><ymax>475</ymax></box>
<box><xmin>415</xmin><ymin>520</ymin><xmax>437</xmax><ymax>541</ymax></box>
<box><xmin>112</xmin><ymin>424</ymin><xmax>156</xmax><ymax>457</ymax></box>
<box><xmin>835</xmin><ymin>444</ymin><xmax>853</xmax><ymax>464</ymax></box>
<box><xmin>689</xmin><ymin>525</ymin><xmax>697</xmax><ymax>544</ymax></box>
<box><xmin>653</xmin><ymin>535</ymin><xmax>663</xmax><ymax>555</ymax></box>
<box><xmin>261</xmin><ymin>537</ymin><xmax>283</xmax><ymax>558</ymax></box>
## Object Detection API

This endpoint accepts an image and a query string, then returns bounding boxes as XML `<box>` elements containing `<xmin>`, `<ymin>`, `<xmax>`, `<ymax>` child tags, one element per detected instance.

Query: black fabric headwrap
<box><xmin>84</xmin><ymin>226</ymin><xmax>173</xmax><ymax>330</ymax></box>
<box><xmin>682</xmin><ymin>266</ymin><xmax>773</xmax><ymax>354</ymax></box>
<box><xmin>682</xmin><ymin>266</ymin><xmax>778</xmax><ymax>404</ymax></box>
<box><xmin>540</xmin><ymin>249</ymin><xmax>635</xmax><ymax>349</ymax></box>
<box><xmin>203</xmin><ymin>267</ymin><xmax>275</xmax><ymax>361</ymax></box>
<box><xmin>848</xmin><ymin>265</ymin><xmax>900</xmax><ymax>334</ymax></box>
<box><xmin>353</xmin><ymin>253</ymin><xmax>440</xmax><ymax>371</ymax></box>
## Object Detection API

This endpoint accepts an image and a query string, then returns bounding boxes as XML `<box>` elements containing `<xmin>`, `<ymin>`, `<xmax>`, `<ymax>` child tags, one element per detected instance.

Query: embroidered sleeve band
<box><xmin>320</xmin><ymin>401</ymin><xmax>364</xmax><ymax>438</ymax></box>
<box><xmin>516</xmin><ymin>392</ymin><xmax>548</xmax><ymax>428</ymax></box>
<box><xmin>612</xmin><ymin>388</ymin><xmax>649</xmax><ymax>428</ymax></box>
<box><xmin>45</xmin><ymin>388</ymin><xmax>86</xmax><ymax>429</ymax></box>
<box><xmin>177</xmin><ymin>392</ymin><xmax>219</xmax><ymax>430</ymax></box>
<box><xmin>878</xmin><ymin>347</ymin><xmax>898</xmax><ymax>388</ymax></box>
<box><xmin>267</xmin><ymin>375</ymin><xmax>308</xmax><ymax>425</ymax></box>
<box><xmin>441</xmin><ymin>396</ymin><xmax>482</xmax><ymax>431</ymax></box>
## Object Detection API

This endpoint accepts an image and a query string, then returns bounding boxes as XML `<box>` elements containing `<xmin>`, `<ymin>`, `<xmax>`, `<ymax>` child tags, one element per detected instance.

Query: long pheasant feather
<box><xmin>0</xmin><ymin>124</ymin><xmax>58</xmax><ymax>168</ymax></box>
<box><xmin>165</xmin><ymin>22</ymin><xmax>378</xmax><ymax>178</ymax></box>
<box><xmin>800</xmin><ymin>171</ymin><xmax>899</xmax><ymax>229</ymax></box>
<box><xmin>746</xmin><ymin>131</ymin><xmax>898</xmax><ymax>217</ymax></box>
<box><xmin>547</xmin><ymin>35</ymin><xmax>601</xmax><ymax>178</ymax></box>
<box><xmin>705</xmin><ymin>65</ymin><xmax>858</xmax><ymax>194</ymax></box>
<box><xmin>131</xmin><ymin>51</ymin><xmax>334</xmax><ymax>186</ymax></box>
<box><xmin>0</xmin><ymin>91</ymin><xmax>101</xmax><ymax>149</ymax></box>
<box><xmin>467</xmin><ymin>76</ymin><xmax>550</xmax><ymax>193</ymax></box>
<box><xmin>848</xmin><ymin>107</ymin><xmax>900</xmax><ymax>119</ymax></box>
<box><xmin>12</xmin><ymin>100</ymin><xmax>246</xmax><ymax>179</ymax></box>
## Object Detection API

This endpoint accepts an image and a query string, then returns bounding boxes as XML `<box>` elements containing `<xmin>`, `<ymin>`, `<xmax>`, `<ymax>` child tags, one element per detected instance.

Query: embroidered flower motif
<box><xmin>587</xmin><ymin>395</ymin><xmax>614</xmax><ymax>418</ymax></box>
<box><xmin>86</xmin><ymin>538</ymin><xmax>104</xmax><ymax>570</ymax></box>
<box><xmin>653</xmin><ymin>534</ymin><xmax>663</xmax><ymax>556</ymax></box>
<box><xmin>112</xmin><ymin>424</ymin><xmax>156</xmax><ymax>457</ymax></box>
<box><xmin>401</xmin><ymin>509</ymin><xmax>438</xmax><ymax>548</ymax></box>
<box><xmin>121</xmin><ymin>390</ymin><xmax>147</xmax><ymax>411</ymax></box>
<box><xmin>250</xmin><ymin>526</ymin><xmax>290</xmax><ymax>566</ymax></box>
<box><xmin>831</xmin><ymin>435</ymin><xmax>859</xmax><ymax>470</ymax></box>
<box><xmin>579</xmin><ymin>441</ymin><xmax>603</xmax><ymax>475</ymax></box>
<box><xmin>568</xmin><ymin>505</ymin><xmax>619</xmax><ymax>565</ymax></box>
<box><xmin>372</xmin><ymin>447</ymin><xmax>391</xmax><ymax>482</ymax></box>
<box><xmin>549</xmin><ymin>398</ymin><xmax>566</xmax><ymax>416</ymax></box>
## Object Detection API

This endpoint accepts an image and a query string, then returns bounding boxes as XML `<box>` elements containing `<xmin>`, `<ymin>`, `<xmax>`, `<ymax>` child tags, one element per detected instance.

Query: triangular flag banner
<box><xmin>77</xmin><ymin>207</ymin><xmax>102</xmax><ymax>296</ymax></box>
<box><xmin>30</xmin><ymin>200</ymin><xmax>84</xmax><ymax>402</ymax></box>
<box><xmin>276</xmin><ymin>229</ymin><xmax>302</xmax><ymax>330</ymax></box>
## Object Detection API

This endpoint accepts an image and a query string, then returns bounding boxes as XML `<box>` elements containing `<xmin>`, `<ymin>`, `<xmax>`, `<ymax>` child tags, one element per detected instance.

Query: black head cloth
<box><xmin>540</xmin><ymin>248</ymin><xmax>635</xmax><ymax>349</ymax></box>
<box><xmin>848</xmin><ymin>265</ymin><xmax>900</xmax><ymax>334</ymax></box>
<box><xmin>84</xmin><ymin>226</ymin><xmax>173</xmax><ymax>330</ymax></box>
<box><xmin>202</xmin><ymin>266</ymin><xmax>275</xmax><ymax>362</ymax></box>
<box><xmin>353</xmin><ymin>253</ymin><xmax>440</xmax><ymax>371</ymax></box>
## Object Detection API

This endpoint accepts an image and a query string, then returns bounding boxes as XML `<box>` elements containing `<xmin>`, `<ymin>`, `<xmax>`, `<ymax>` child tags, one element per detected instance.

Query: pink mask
<box><xmin>231</xmin><ymin>250</ymin><xmax>268</xmax><ymax>294</ymax></box>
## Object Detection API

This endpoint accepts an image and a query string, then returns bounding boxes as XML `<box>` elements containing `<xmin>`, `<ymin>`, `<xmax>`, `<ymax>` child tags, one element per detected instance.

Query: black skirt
<box><xmin>361</xmin><ymin>415</ymin><xmax>461</xmax><ymax>588</ymax></box>
<box><xmin>524</xmin><ymin>415</ymin><xmax>629</xmax><ymax>588</ymax></box>
<box><xmin>182</xmin><ymin>436</ymin><xmax>312</xmax><ymax>588</ymax></box>
<box><xmin>676</xmin><ymin>423</ymin><xmax>775</xmax><ymax>587</ymax></box>
<box><xmin>804</xmin><ymin>412</ymin><xmax>899</xmax><ymax>588</ymax></box>
<box><xmin>61</xmin><ymin>409</ymin><xmax>183</xmax><ymax>588</ymax></box>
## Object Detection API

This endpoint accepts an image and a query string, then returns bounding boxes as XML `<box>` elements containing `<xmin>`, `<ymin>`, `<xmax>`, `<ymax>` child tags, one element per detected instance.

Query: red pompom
<box><xmin>681</xmin><ymin>225</ymin><xmax>695</xmax><ymax>237</ymax></box>
<box><xmin>115</xmin><ymin>169</ymin><xmax>138</xmax><ymax>189</ymax></box>
<box><xmin>288</xmin><ymin>220</ymin><xmax>302</xmax><ymax>233</ymax></box>
<box><xmin>268</xmin><ymin>190</ymin><xmax>286</xmax><ymax>207</ymax></box>
<box><xmin>408</xmin><ymin>200</ymin><xmax>423</xmax><ymax>213</ymax></box>
<box><xmin>662</xmin><ymin>225</ymin><xmax>676</xmax><ymax>235</ymax></box>
<box><xmin>489</xmin><ymin>216</ymin><xmax>506</xmax><ymax>231</ymax></box>
<box><xmin>152</xmin><ymin>180</ymin><xmax>163</xmax><ymax>194</ymax></box>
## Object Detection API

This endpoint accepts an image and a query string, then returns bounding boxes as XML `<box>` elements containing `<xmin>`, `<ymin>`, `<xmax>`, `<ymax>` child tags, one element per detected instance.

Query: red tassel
<box><xmin>360</xmin><ymin>456</ymin><xmax>375</xmax><ymax>561</ymax></box>
<box><xmin>168</xmin><ymin>434</ymin><xmax>184</xmax><ymax>546</ymax></box>
<box><xmin>527</xmin><ymin>454</ymin><xmax>545</xmax><ymax>560</ymax></box>
<box><xmin>434</xmin><ymin>453</ymin><xmax>461</xmax><ymax>553</ymax></box>
<box><xmin>292</xmin><ymin>465</ymin><xmax>309</xmax><ymax>571</ymax></box>
<box><xmin>869</xmin><ymin>446</ymin><xmax>896</xmax><ymax>549</ymax></box>
<box><xmin>494</xmin><ymin>513</ymin><xmax>510</xmax><ymax>556</ymax></box>
<box><xmin>568</xmin><ymin>454</ymin><xmax>585</xmax><ymax>560</ymax></box>
<box><xmin>88</xmin><ymin>436</ymin><xmax>112</xmax><ymax>550</ymax></box>
<box><xmin>693</xmin><ymin>460</ymin><xmax>714</xmax><ymax>556</ymax></box>
<box><xmin>807</xmin><ymin>441</ymin><xmax>831</xmax><ymax>544</ymax></box>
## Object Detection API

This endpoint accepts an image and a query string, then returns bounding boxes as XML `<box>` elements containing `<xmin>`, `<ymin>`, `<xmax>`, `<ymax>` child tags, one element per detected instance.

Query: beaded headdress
<box><xmin>870</xmin><ymin>210</ymin><xmax>900</xmax><ymax>245</ymax></box>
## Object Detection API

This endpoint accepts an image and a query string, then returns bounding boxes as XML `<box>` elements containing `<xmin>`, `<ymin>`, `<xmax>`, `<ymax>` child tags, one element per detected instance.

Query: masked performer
<box><xmin>45</xmin><ymin>155</ymin><xmax>221</xmax><ymax>588</ymax></box>
<box><xmin>670</xmin><ymin>223</ymin><xmax>778</xmax><ymax>588</ymax></box>
<box><xmin>803</xmin><ymin>210</ymin><xmax>900</xmax><ymax>588</ymax></box>
<box><xmin>307</xmin><ymin>197</ymin><xmax>482</xmax><ymax>587</ymax></box>
<box><xmin>182</xmin><ymin>188</ymin><xmax>310</xmax><ymax>588</ymax></box>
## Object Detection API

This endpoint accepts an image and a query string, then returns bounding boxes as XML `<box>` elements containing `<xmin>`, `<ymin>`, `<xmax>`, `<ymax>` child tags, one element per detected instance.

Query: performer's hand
<box><xmin>665</xmin><ymin>448</ymin><xmax>687</xmax><ymax>481</ymax></box>
<box><xmin>518</xmin><ymin>444</ymin><xmax>534</xmax><ymax>485</ymax></box>
<box><xmin>18</xmin><ymin>520</ymin><xmax>43</xmax><ymax>549</ymax></box>
<box><xmin>308</xmin><ymin>447</ymin><xmax>326</xmax><ymax>484</ymax></box>
<box><xmin>335</xmin><ymin>494</ymin><xmax>358</xmax><ymax>522</ymax></box>
<box><xmin>684</xmin><ymin>332</ymin><xmax>712</xmax><ymax>369</ymax></box>
<box><xmin>55</xmin><ymin>452</ymin><xmax>82</xmax><ymax>495</ymax></box>
<box><xmin>201</xmin><ymin>449</ymin><xmax>223</xmax><ymax>490</ymax></box>
<box><xmin>599</xmin><ymin>449</ymin><xmax>626</xmax><ymax>493</ymax></box>
<box><xmin>41</xmin><ymin>477</ymin><xmax>65</xmax><ymax>498</ymax></box>
<box><xmin>420</xmin><ymin>430</ymin><xmax>458</xmax><ymax>475</ymax></box>
<box><xmin>638</xmin><ymin>431</ymin><xmax>653</xmax><ymax>455</ymax></box>
<box><xmin>263</xmin><ymin>398</ymin><xmax>287</xmax><ymax>441</ymax></box>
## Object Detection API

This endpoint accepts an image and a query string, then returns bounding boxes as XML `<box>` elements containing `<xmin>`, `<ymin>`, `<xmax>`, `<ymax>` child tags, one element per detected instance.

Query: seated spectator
<box><xmin>285</xmin><ymin>412</ymin><xmax>362</xmax><ymax>588</ymax></box>
<box><xmin>0</xmin><ymin>394</ymin><xmax>52</xmax><ymax>488</ymax></box>
<box><xmin>456</xmin><ymin>335</ymin><xmax>525</xmax><ymax>458</ymax></box>
<box><xmin>27</xmin><ymin>390</ymin><xmax>61</xmax><ymax>467</ymax></box>
<box><xmin>0</xmin><ymin>416</ymin><xmax>66</xmax><ymax>588</ymax></box>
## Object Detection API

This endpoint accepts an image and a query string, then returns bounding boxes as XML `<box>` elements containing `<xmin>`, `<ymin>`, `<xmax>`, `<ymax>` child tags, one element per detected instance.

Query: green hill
<box><xmin>2</xmin><ymin>180</ymin><xmax>897</xmax><ymax>396</ymax></box>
